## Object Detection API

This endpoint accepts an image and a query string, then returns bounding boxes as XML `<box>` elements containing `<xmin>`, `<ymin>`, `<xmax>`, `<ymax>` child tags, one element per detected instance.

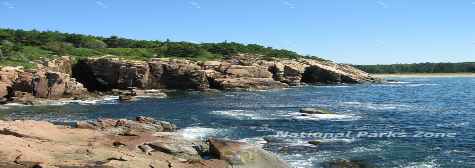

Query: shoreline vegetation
<box><xmin>0</xmin><ymin>28</ymin><xmax>380</xmax><ymax>105</ymax></box>
<box><xmin>373</xmin><ymin>73</ymin><xmax>475</xmax><ymax>78</ymax></box>
<box><xmin>0</xmin><ymin>28</ymin><xmax>325</xmax><ymax>69</ymax></box>
<box><xmin>355</xmin><ymin>62</ymin><xmax>475</xmax><ymax>74</ymax></box>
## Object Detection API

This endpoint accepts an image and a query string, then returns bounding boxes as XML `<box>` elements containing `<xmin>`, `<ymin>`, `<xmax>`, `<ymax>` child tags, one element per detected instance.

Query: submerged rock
<box><xmin>322</xmin><ymin>159</ymin><xmax>372</xmax><ymax>168</ymax></box>
<box><xmin>300</xmin><ymin>108</ymin><xmax>334</xmax><ymax>114</ymax></box>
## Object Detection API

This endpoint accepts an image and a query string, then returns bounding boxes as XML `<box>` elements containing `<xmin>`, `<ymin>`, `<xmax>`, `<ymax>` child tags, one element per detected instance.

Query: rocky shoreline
<box><xmin>0</xmin><ymin>55</ymin><xmax>382</xmax><ymax>167</ymax></box>
<box><xmin>1</xmin><ymin>54</ymin><xmax>381</xmax><ymax>105</ymax></box>
<box><xmin>0</xmin><ymin>116</ymin><xmax>289</xmax><ymax>168</ymax></box>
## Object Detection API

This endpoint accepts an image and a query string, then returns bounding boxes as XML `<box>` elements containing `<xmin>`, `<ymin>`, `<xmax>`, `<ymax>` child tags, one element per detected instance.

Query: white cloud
<box><xmin>1</xmin><ymin>1</ymin><xmax>14</xmax><ymax>9</ymax></box>
<box><xmin>376</xmin><ymin>1</ymin><xmax>388</xmax><ymax>8</ymax></box>
<box><xmin>282</xmin><ymin>1</ymin><xmax>296</xmax><ymax>9</ymax></box>
<box><xmin>95</xmin><ymin>1</ymin><xmax>108</xmax><ymax>9</ymax></box>
<box><xmin>188</xmin><ymin>1</ymin><xmax>201</xmax><ymax>9</ymax></box>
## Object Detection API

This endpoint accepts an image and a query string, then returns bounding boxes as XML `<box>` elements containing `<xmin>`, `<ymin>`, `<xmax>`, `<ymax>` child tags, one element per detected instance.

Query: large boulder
<box><xmin>32</xmin><ymin>69</ymin><xmax>86</xmax><ymax>99</ymax></box>
<box><xmin>209</xmin><ymin>139</ymin><xmax>290</xmax><ymax>168</ymax></box>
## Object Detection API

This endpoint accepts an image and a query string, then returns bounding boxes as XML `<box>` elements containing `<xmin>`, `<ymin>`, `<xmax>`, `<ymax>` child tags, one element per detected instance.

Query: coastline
<box><xmin>372</xmin><ymin>73</ymin><xmax>475</xmax><ymax>78</ymax></box>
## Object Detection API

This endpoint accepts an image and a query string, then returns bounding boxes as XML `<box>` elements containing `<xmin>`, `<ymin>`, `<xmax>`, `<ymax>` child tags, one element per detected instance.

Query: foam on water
<box><xmin>287</xmin><ymin>112</ymin><xmax>361</xmax><ymax>121</ymax></box>
<box><xmin>210</xmin><ymin>110</ymin><xmax>272</xmax><ymax>120</ymax></box>
<box><xmin>315</xmin><ymin>85</ymin><xmax>351</xmax><ymax>88</ymax></box>
<box><xmin>238</xmin><ymin>137</ymin><xmax>268</xmax><ymax>148</ymax></box>
<box><xmin>386</xmin><ymin>81</ymin><xmax>411</xmax><ymax>84</ymax></box>
<box><xmin>342</xmin><ymin>101</ymin><xmax>413</xmax><ymax>111</ymax></box>
<box><xmin>402</xmin><ymin>159</ymin><xmax>439</xmax><ymax>168</ymax></box>
<box><xmin>406</xmin><ymin>84</ymin><xmax>439</xmax><ymax>87</ymax></box>
<box><xmin>178</xmin><ymin>126</ymin><xmax>221</xmax><ymax>140</ymax></box>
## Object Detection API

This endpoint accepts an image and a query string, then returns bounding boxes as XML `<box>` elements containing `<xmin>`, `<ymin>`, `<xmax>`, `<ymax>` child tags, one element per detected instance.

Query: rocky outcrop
<box><xmin>209</xmin><ymin>139</ymin><xmax>290</xmax><ymax>168</ymax></box>
<box><xmin>0</xmin><ymin>117</ymin><xmax>289</xmax><ymax>168</ymax></box>
<box><xmin>149</xmin><ymin>59</ymin><xmax>209</xmax><ymax>90</ymax></box>
<box><xmin>74</xmin><ymin>58</ymin><xmax>209</xmax><ymax>91</ymax></box>
<box><xmin>0</xmin><ymin>57</ymin><xmax>87</xmax><ymax>103</ymax></box>
<box><xmin>72</xmin><ymin>54</ymin><xmax>379</xmax><ymax>92</ymax></box>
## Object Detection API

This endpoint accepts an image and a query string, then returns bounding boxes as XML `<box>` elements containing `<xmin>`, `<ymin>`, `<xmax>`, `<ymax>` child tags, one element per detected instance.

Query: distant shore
<box><xmin>373</xmin><ymin>73</ymin><xmax>475</xmax><ymax>78</ymax></box>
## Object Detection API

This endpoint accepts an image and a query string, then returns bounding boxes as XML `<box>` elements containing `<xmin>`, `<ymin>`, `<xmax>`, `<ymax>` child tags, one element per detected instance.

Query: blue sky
<box><xmin>1</xmin><ymin>0</ymin><xmax>474</xmax><ymax>64</ymax></box>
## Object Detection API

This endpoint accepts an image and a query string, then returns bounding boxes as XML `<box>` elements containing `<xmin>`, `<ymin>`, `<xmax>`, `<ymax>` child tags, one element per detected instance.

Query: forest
<box><xmin>0</xmin><ymin>28</ymin><xmax>320</xmax><ymax>68</ymax></box>
<box><xmin>356</xmin><ymin>62</ymin><xmax>475</xmax><ymax>74</ymax></box>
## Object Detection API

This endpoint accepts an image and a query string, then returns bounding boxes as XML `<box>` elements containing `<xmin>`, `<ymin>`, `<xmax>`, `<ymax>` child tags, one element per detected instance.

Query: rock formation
<box><xmin>0</xmin><ymin>116</ymin><xmax>289</xmax><ymax>168</ymax></box>
<box><xmin>0</xmin><ymin>57</ymin><xmax>87</xmax><ymax>104</ymax></box>
<box><xmin>72</xmin><ymin>54</ymin><xmax>379</xmax><ymax>92</ymax></box>
<box><xmin>1</xmin><ymin>54</ymin><xmax>380</xmax><ymax>104</ymax></box>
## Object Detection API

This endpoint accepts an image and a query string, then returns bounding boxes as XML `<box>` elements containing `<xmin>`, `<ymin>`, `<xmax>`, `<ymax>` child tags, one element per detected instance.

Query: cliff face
<box><xmin>0</xmin><ymin>54</ymin><xmax>380</xmax><ymax>103</ymax></box>
<box><xmin>0</xmin><ymin>56</ymin><xmax>87</xmax><ymax>104</ymax></box>
<box><xmin>72</xmin><ymin>54</ymin><xmax>380</xmax><ymax>92</ymax></box>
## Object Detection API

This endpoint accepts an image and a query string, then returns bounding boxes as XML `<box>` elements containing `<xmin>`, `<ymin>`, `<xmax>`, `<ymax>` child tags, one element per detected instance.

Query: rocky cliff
<box><xmin>72</xmin><ymin>54</ymin><xmax>380</xmax><ymax>92</ymax></box>
<box><xmin>0</xmin><ymin>56</ymin><xmax>87</xmax><ymax>104</ymax></box>
<box><xmin>0</xmin><ymin>54</ymin><xmax>380</xmax><ymax>103</ymax></box>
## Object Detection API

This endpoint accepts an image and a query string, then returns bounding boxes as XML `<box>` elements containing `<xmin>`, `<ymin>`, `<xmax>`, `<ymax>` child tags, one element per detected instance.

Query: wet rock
<box><xmin>300</xmin><ymin>108</ymin><xmax>334</xmax><ymax>114</ymax></box>
<box><xmin>308</xmin><ymin>140</ymin><xmax>322</xmax><ymax>146</ymax></box>
<box><xmin>322</xmin><ymin>159</ymin><xmax>372</xmax><ymax>168</ymax></box>
<box><xmin>208</xmin><ymin>138</ymin><xmax>290</xmax><ymax>168</ymax></box>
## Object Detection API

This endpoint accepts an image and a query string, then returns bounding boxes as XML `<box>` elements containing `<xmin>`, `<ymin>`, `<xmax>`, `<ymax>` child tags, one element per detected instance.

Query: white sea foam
<box><xmin>178</xmin><ymin>126</ymin><xmax>221</xmax><ymax>140</ymax></box>
<box><xmin>386</xmin><ymin>81</ymin><xmax>411</xmax><ymax>84</ymax></box>
<box><xmin>210</xmin><ymin>110</ymin><xmax>271</xmax><ymax>120</ymax></box>
<box><xmin>282</xmin><ymin>154</ymin><xmax>315</xmax><ymax>168</ymax></box>
<box><xmin>350</xmin><ymin>146</ymin><xmax>382</xmax><ymax>153</ymax></box>
<box><xmin>3</xmin><ymin>103</ymin><xmax>31</xmax><ymax>107</ymax></box>
<box><xmin>406</xmin><ymin>84</ymin><xmax>439</xmax><ymax>87</ymax></box>
<box><xmin>342</xmin><ymin>101</ymin><xmax>412</xmax><ymax>111</ymax></box>
<box><xmin>238</xmin><ymin>137</ymin><xmax>268</xmax><ymax>148</ymax></box>
<box><xmin>315</xmin><ymin>85</ymin><xmax>351</xmax><ymax>88</ymax></box>
<box><xmin>402</xmin><ymin>159</ymin><xmax>439</xmax><ymax>168</ymax></box>
<box><xmin>288</xmin><ymin>112</ymin><xmax>361</xmax><ymax>121</ymax></box>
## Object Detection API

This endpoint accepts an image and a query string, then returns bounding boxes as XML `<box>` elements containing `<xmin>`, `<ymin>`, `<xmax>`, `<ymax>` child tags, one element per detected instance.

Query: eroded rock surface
<box><xmin>0</xmin><ymin>57</ymin><xmax>87</xmax><ymax>103</ymax></box>
<box><xmin>0</xmin><ymin>116</ymin><xmax>288</xmax><ymax>168</ymax></box>
<box><xmin>71</xmin><ymin>54</ymin><xmax>380</xmax><ymax>92</ymax></box>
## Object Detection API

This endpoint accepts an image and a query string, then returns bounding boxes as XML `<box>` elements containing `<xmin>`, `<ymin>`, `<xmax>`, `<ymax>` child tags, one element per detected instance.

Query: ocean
<box><xmin>1</xmin><ymin>77</ymin><xmax>474</xmax><ymax>168</ymax></box>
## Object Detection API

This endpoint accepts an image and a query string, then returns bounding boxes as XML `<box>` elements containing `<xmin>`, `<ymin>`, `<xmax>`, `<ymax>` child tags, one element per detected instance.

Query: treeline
<box><xmin>0</xmin><ymin>28</ymin><xmax>320</xmax><ymax>68</ymax></box>
<box><xmin>356</xmin><ymin>62</ymin><xmax>475</xmax><ymax>74</ymax></box>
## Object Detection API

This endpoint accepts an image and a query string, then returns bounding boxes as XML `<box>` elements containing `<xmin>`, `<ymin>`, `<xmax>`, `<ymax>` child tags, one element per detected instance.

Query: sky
<box><xmin>0</xmin><ymin>0</ymin><xmax>474</xmax><ymax>64</ymax></box>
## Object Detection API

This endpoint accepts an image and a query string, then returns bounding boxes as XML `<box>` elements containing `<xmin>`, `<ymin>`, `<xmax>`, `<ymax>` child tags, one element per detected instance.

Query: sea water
<box><xmin>1</xmin><ymin>77</ymin><xmax>474</xmax><ymax>168</ymax></box>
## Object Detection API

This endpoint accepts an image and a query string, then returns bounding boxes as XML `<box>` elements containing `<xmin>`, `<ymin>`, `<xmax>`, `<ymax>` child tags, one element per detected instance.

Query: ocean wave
<box><xmin>349</xmin><ymin>146</ymin><xmax>382</xmax><ymax>153</ymax></box>
<box><xmin>282</xmin><ymin>154</ymin><xmax>315</xmax><ymax>168</ymax></box>
<box><xmin>238</xmin><ymin>137</ymin><xmax>267</xmax><ymax>148</ymax></box>
<box><xmin>315</xmin><ymin>85</ymin><xmax>351</xmax><ymax>88</ymax></box>
<box><xmin>287</xmin><ymin>112</ymin><xmax>361</xmax><ymax>121</ymax></box>
<box><xmin>386</xmin><ymin>81</ymin><xmax>411</xmax><ymax>84</ymax></box>
<box><xmin>47</xmin><ymin>96</ymin><xmax>119</xmax><ymax>105</ymax></box>
<box><xmin>341</xmin><ymin>101</ymin><xmax>412</xmax><ymax>111</ymax></box>
<box><xmin>406</xmin><ymin>84</ymin><xmax>439</xmax><ymax>87</ymax></box>
<box><xmin>402</xmin><ymin>159</ymin><xmax>439</xmax><ymax>168</ymax></box>
<box><xmin>178</xmin><ymin>126</ymin><xmax>221</xmax><ymax>140</ymax></box>
<box><xmin>210</xmin><ymin>110</ymin><xmax>272</xmax><ymax>120</ymax></box>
